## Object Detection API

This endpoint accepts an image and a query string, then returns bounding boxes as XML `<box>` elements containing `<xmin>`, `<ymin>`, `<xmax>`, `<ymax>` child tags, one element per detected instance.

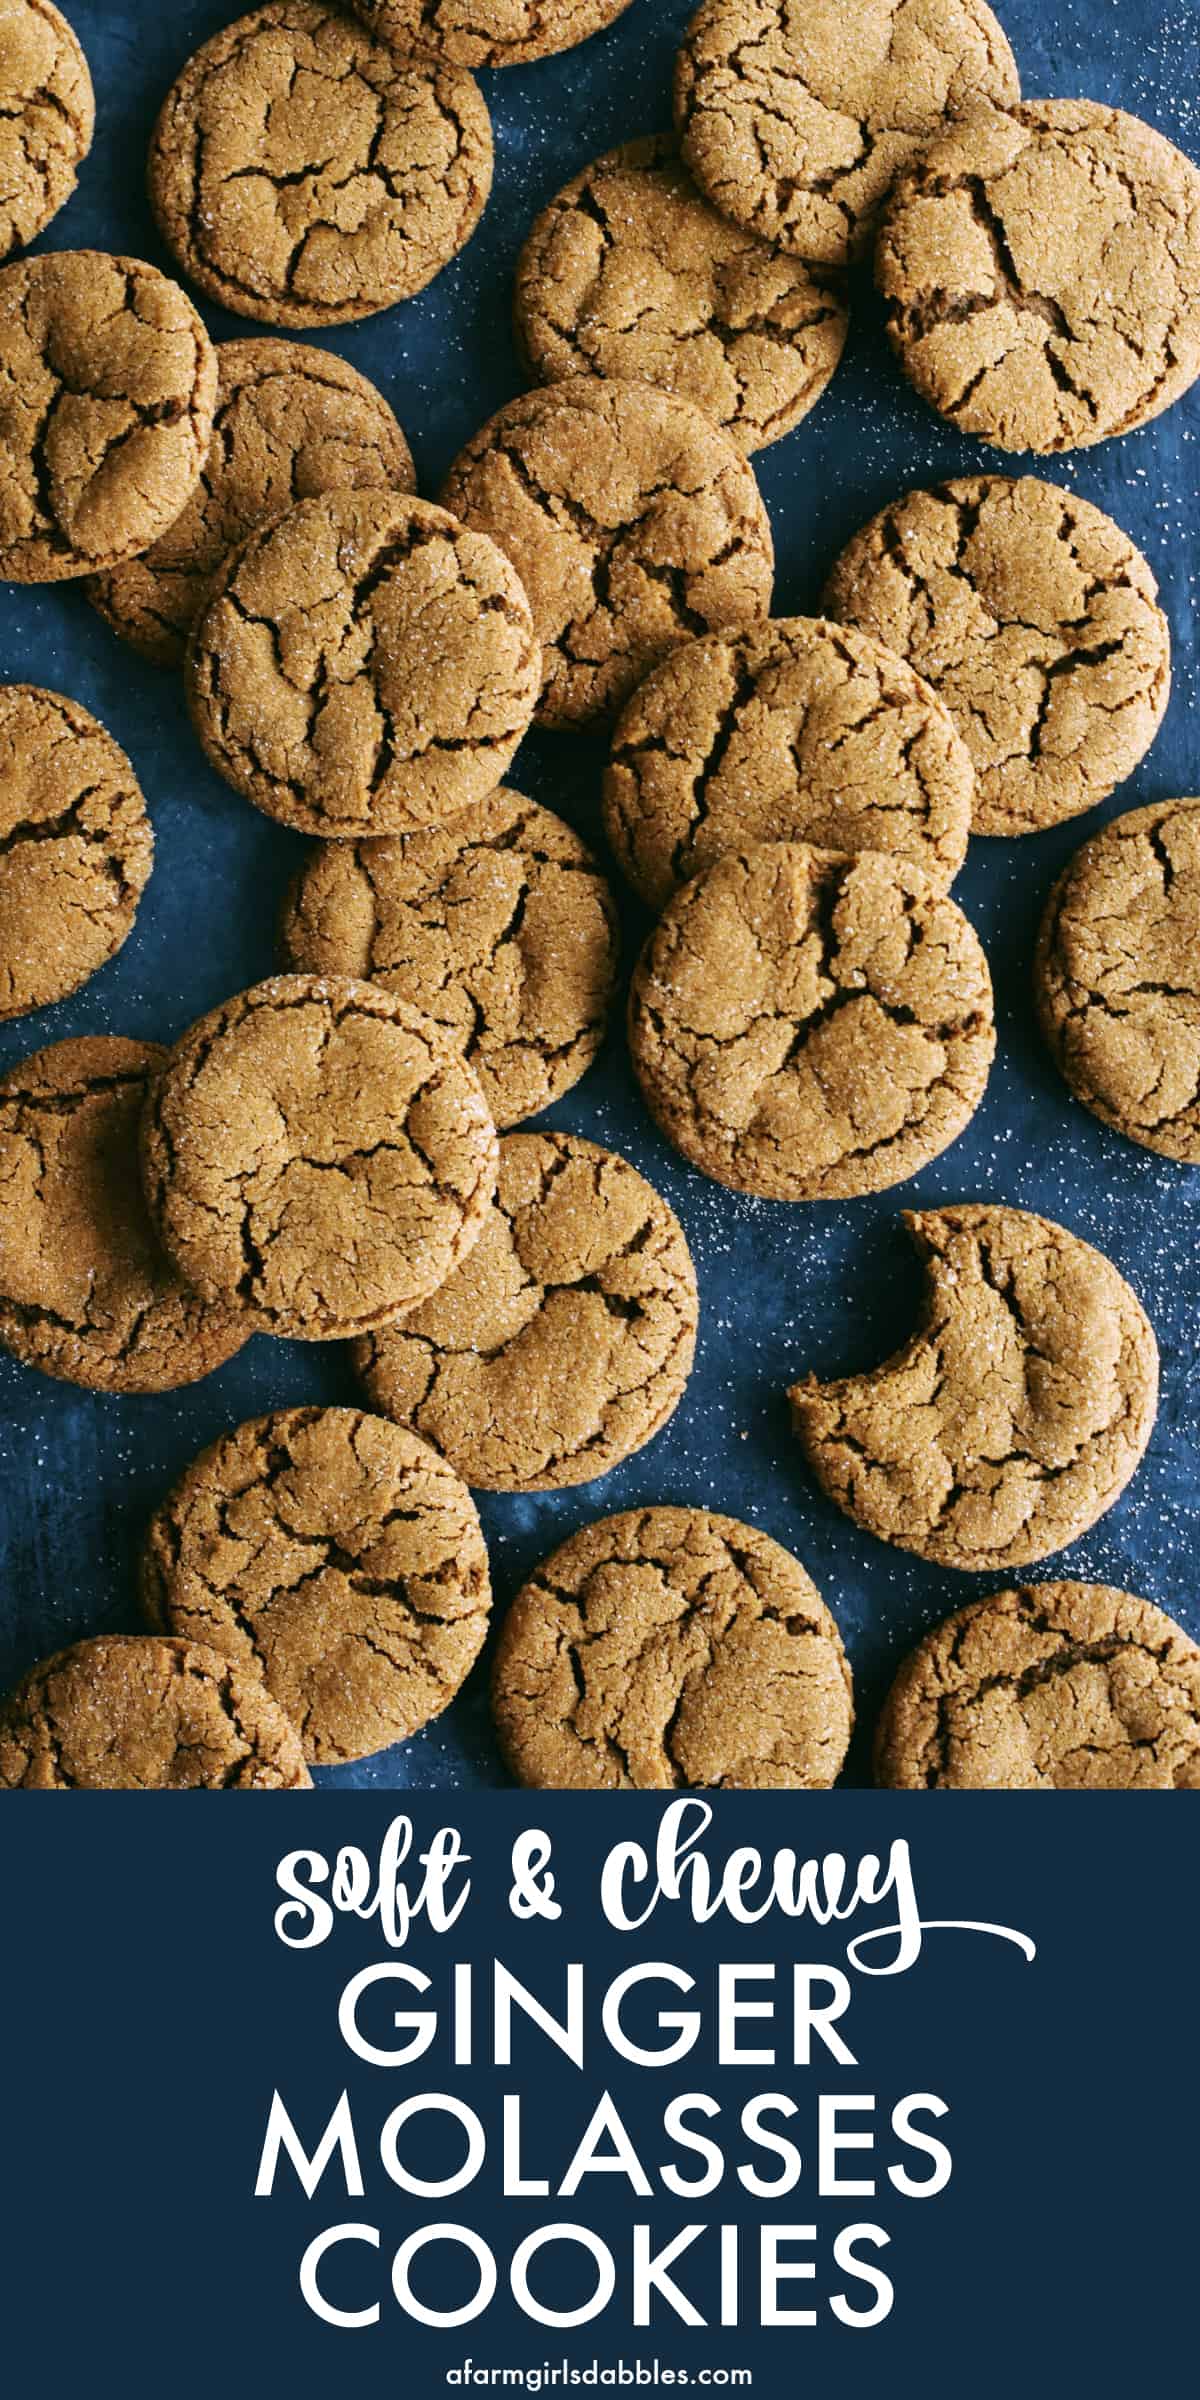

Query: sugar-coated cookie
<box><xmin>0</xmin><ymin>1635</ymin><xmax>312</xmax><ymax>1788</ymax></box>
<box><xmin>0</xmin><ymin>686</ymin><xmax>152</xmax><ymax>1019</ymax></box>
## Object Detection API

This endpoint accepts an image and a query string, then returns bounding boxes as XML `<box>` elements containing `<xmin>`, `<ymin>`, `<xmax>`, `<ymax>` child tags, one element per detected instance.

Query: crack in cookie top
<box><xmin>186</xmin><ymin>490</ymin><xmax>542</xmax><ymax>838</ymax></box>
<box><xmin>790</xmin><ymin>1205</ymin><xmax>1160</xmax><ymax>1572</ymax></box>
<box><xmin>355</xmin><ymin>1131</ymin><xmax>698</xmax><ymax>1493</ymax></box>
<box><xmin>515</xmin><ymin>133</ymin><xmax>849</xmax><ymax>455</ymax></box>
<box><xmin>628</xmin><ymin>841</ymin><xmax>995</xmax><ymax>1201</ymax></box>
<box><xmin>147</xmin><ymin>0</ymin><xmax>493</xmax><ymax>328</ymax></box>
<box><xmin>492</xmin><ymin>1506</ymin><xmax>853</xmax><ymax>1790</ymax></box>
<box><xmin>877</xmin><ymin>98</ymin><xmax>1200</xmax><ymax>452</ymax></box>
<box><xmin>674</xmin><ymin>0</ymin><xmax>1020</xmax><ymax>267</ymax></box>
<box><xmin>140</xmin><ymin>1407</ymin><xmax>492</xmax><ymax>1767</ymax></box>
<box><xmin>824</xmin><ymin>476</ymin><xmax>1172</xmax><ymax>837</ymax></box>
<box><xmin>875</xmin><ymin>1584</ymin><xmax>1200</xmax><ymax>1788</ymax></box>
<box><xmin>441</xmin><ymin>377</ymin><xmax>775</xmax><ymax>728</ymax></box>
<box><xmin>0</xmin><ymin>0</ymin><xmax>95</xmax><ymax>260</ymax></box>
<box><xmin>90</xmin><ymin>339</ymin><xmax>416</xmax><ymax>669</ymax></box>
<box><xmin>604</xmin><ymin>616</ymin><xmax>974</xmax><ymax>911</ymax></box>
<box><xmin>140</xmin><ymin>975</ymin><xmax>499</xmax><ymax>1343</ymax></box>
<box><xmin>349</xmin><ymin>0</ymin><xmax>637</xmax><ymax>69</ymax></box>
<box><xmin>0</xmin><ymin>686</ymin><xmax>154</xmax><ymax>1021</ymax></box>
<box><xmin>0</xmin><ymin>1635</ymin><xmax>312</xmax><ymax>1789</ymax></box>
<box><xmin>0</xmin><ymin>250</ymin><xmax>217</xmax><ymax>580</ymax></box>
<box><xmin>0</xmin><ymin>1037</ymin><xmax>249</xmax><ymax>1395</ymax></box>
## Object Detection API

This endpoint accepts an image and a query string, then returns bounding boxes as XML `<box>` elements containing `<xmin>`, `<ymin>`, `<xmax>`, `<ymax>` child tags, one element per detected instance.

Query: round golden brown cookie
<box><xmin>877</xmin><ymin>99</ymin><xmax>1200</xmax><ymax>452</ymax></box>
<box><xmin>0</xmin><ymin>249</ymin><xmax>217</xmax><ymax>581</ymax></box>
<box><xmin>140</xmin><ymin>1407</ymin><xmax>491</xmax><ymax>1767</ymax></box>
<box><xmin>140</xmin><ymin>975</ymin><xmax>498</xmax><ymax>1342</ymax></box>
<box><xmin>279</xmin><ymin>788</ymin><xmax>619</xmax><ymax>1130</ymax></box>
<box><xmin>789</xmin><ymin>1205</ymin><xmax>1159</xmax><ymax>1572</ymax></box>
<box><xmin>0</xmin><ymin>1037</ymin><xmax>248</xmax><ymax>1394</ymax></box>
<box><xmin>0</xmin><ymin>686</ymin><xmax>153</xmax><ymax>1020</ymax></box>
<box><xmin>0</xmin><ymin>1634</ymin><xmax>311</xmax><ymax>1789</ymax></box>
<box><xmin>514</xmin><ymin>133</ymin><xmax>848</xmax><ymax>455</ymax></box>
<box><xmin>674</xmin><ymin>0</ymin><xmax>1019</xmax><ymax>268</ymax></box>
<box><xmin>0</xmin><ymin>0</ymin><xmax>94</xmax><ymax>261</ymax></box>
<box><xmin>1036</xmin><ymin>798</ymin><xmax>1200</xmax><ymax>1161</ymax></box>
<box><xmin>604</xmin><ymin>617</ymin><xmax>974</xmax><ymax>911</ymax></box>
<box><xmin>875</xmin><ymin>1583</ymin><xmax>1200</xmax><ymax>1788</ymax></box>
<box><xmin>89</xmin><ymin>340</ymin><xmax>416</xmax><ymax>669</ymax></box>
<box><xmin>823</xmin><ymin>477</ymin><xmax>1172</xmax><ymax>839</ymax></box>
<box><xmin>348</xmin><ymin>0</ymin><xmax>636</xmax><ymax>68</ymax></box>
<box><xmin>186</xmin><ymin>491</ymin><xmax>540</xmax><ymax>838</ymax></box>
<box><xmin>492</xmin><ymin>1506</ymin><xmax>853</xmax><ymax>1789</ymax></box>
<box><xmin>355</xmin><ymin>1131</ymin><xmax>698</xmax><ymax>1492</ymax></box>
<box><xmin>440</xmin><ymin>377</ymin><xmax>774</xmax><ymax>729</ymax></box>
<box><xmin>148</xmin><ymin>1</ymin><xmax>492</xmax><ymax>328</ymax></box>
<box><xmin>628</xmin><ymin>842</ymin><xmax>994</xmax><ymax>1200</ymax></box>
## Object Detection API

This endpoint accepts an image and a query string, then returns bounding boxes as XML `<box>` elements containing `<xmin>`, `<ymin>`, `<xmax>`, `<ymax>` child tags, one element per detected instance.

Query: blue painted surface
<box><xmin>2</xmin><ymin>0</ymin><xmax>1199</xmax><ymax>1787</ymax></box>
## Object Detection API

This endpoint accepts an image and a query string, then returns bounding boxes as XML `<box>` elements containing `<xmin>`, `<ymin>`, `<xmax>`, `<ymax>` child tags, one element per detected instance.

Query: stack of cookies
<box><xmin>2</xmin><ymin>0</ymin><xmax>1200</xmax><ymax>1790</ymax></box>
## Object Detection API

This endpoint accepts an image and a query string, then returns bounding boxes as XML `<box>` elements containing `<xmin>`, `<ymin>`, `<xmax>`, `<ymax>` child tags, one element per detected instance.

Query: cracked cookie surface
<box><xmin>140</xmin><ymin>975</ymin><xmax>498</xmax><ymax>1342</ymax></box>
<box><xmin>280</xmin><ymin>787</ymin><xmax>619</xmax><ymax>1129</ymax></box>
<box><xmin>493</xmin><ymin>1506</ymin><xmax>853</xmax><ymax>1788</ymax></box>
<box><xmin>515</xmin><ymin>133</ymin><xmax>848</xmax><ymax>455</ymax></box>
<box><xmin>674</xmin><ymin>0</ymin><xmax>1019</xmax><ymax>268</ymax></box>
<box><xmin>90</xmin><ymin>338</ymin><xmax>415</xmax><ymax>668</ymax></box>
<box><xmin>875</xmin><ymin>1582</ymin><xmax>1200</xmax><ymax>1787</ymax></box>
<box><xmin>148</xmin><ymin>1</ymin><xmax>492</xmax><ymax>327</ymax></box>
<box><xmin>440</xmin><ymin>377</ymin><xmax>774</xmax><ymax>729</ymax></box>
<box><xmin>1036</xmin><ymin>798</ymin><xmax>1200</xmax><ymax>1161</ymax></box>
<box><xmin>0</xmin><ymin>0</ymin><xmax>94</xmax><ymax>261</ymax></box>
<box><xmin>605</xmin><ymin>616</ymin><xmax>974</xmax><ymax>911</ymax></box>
<box><xmin>628</xmin><ymin>842</ymin><xmax>994</xmax><ymax>1200</ymax></box>
<box><xmin>141</xmin><ymin>1406</ymin><xmax>491</xmax><ymax>1766</ymax></box>
<box><xmin>187</xmin><ymin>490</ymin><xmax>541</xmax><ymax>837</ymax></box>
<box><xmin>0</xmin><ymin>248</ymin><xmax>217</xmax><ymax>580</ymax></box>
<box><xmin>0</xmin><ymin>1036</ymin><xmax>248</xmax><ymax>1393</ymax></box>
<box><xmin>0</xmin><ymin>1633</ymin><xmax>311</xmax><ymax>1788</ymax></box>
<box><xmin>348</xmin><ymin>0</ymin><xmax>636</xmax><ymax>68</ymax></box>
<box><xmin>355</xmin><ymin>1131</ymin><xmax>698</xmax><ymax>1492</ymax></box>
<box><xmin>824</xmin><ymin>476</ymin><xmax>1172</xmax><ymax>837</ymax></box>
<box><xmin>877</xmin><ymin>99</ymin><xmax>1200</xmax><ymax>452</ymax></box>
<box><xmin>0</xmin><ymin>685</ymin><xmax>153</xmax><ymax>1019</ymax></box>
<box><xmin>790</xmin><ymin>1205</ymin><xmax>1159</xmax><ymax>1571</ymax></box>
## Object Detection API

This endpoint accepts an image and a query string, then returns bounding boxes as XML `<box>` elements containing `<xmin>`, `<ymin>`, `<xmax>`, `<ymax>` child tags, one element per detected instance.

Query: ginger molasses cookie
<box><xmin>187</xmin><ymin>492</ymin><xmax>540</xmax><ymax>838</ymax></box>
<box><xmin>355</xmin><ymin>1131</ymin><xmax>697</xmax><ymax>1492</ymax></box>
<box><xmin>140</xmin><ymin>975</ymin><xmax>498</xmax><ymax>1343</ymax></box>
<box><xmin>628</xmin><ymin>842</ymin><xmax>994</xmax><ymax>1201</ymax></box>
<box><xmin>1036</xmin><ymin>798</ymin><xmax>1200</xmax><ymax>1160</ymax></box>
<box><xmin>824</xmin><ymin>477</ymin><xmax>1172</xmax><ymax>838</ymax></box>
<box><xmin>0</xmin><ymin>686</ymin><xmax>153</xmax><ymax>1020</ymax></box>
<box><xmin>605</xmin><ymin>617</ymin><xmax>973</xmax><ymax>911</ymax></box>
<box><xmin>674</xmin><ymin>0</ymin><xmax>1019</xmax><ymax>268</ymax></box>
<box><xmin>0</xmin><ymin>1038</ymin><xmax>248</xmax><ymax>1394</ymax></box>
<box><xmin>280</xmin><ymin>789</ymin><xmax>619</xmax><ymax>1130</ymax></box>
<box><xmin>0</xmin><ymin>250</ymin><xmax>216</xmax><ymax>581</ymax></box>
<box><xmin>0</xmin><ymin>1635</ymin><xmax>311</xmax><ymax>1789</ymax></box>
<box><xmin>90</xmin><ymin>340</ymin><xmax>416</xmax><ymax>669</ymax></box>
<box><xmin>514</xmin><ymin>134</ymin><xmax>848</xmax><ymax>455</ymax></box>
<box><xmin>493</xmin><ymin>1507</ymin><xmax>853</xmax><ymax>1789</ymax></box>
<box><xmin>790</xmin><ymin>1206</ymin><xmax>1159</xmax><ymax>1572</ymax></box>
<box><xmin>875</xmin><ymin>1583</ymin><xmax>1200</xmax><ymax>1788</ymax></box>
<box><xmin>440</xmin><ymin>378</ymin><xmax>774</xmax><ymax>729</ymax></box>
<box><xmin>148</xmin><ymin>2</ymin><xmax>492</xmax><ymax>328</ymax></box>
<box><xmin>349</xmin><ymin>0</ymin><xmax>635</xmax><ymax>68</ymax></box>
<box><xmin>141</xmin><ymin>1408</ymin><xmax>491</xmax><ymax>1766</ymax></box>
<box><xmin>877</xmin><ymin>100</ymin><xmax>1200</xmax><ymax>452</ymax></box>
<box><xmin>0</xmin><ymin>0</ymin><xmax>94</xmax><ymax>261</ymax></box>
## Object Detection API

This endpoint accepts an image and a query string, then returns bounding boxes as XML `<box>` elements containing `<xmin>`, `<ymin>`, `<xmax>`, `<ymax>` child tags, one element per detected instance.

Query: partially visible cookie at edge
<box><xmin>875</xmin><ymin>1583</ymin><xmax>1200</xmax><ymax>1787</ymax></box>
<box><xmin>492</xmin><ymin>1506</ymin><xmax>853</xmax><ymax>1789</ymax></box>
<box><xmin>823</xmin><ymin>476</ymin><xmax>1172</xmax><ymax>837</ymax></box>
<box><xmin>0</xmin><ymin>1635</ymin><xmax>312</xmax><ymax>1788</ymax></box>
<box><xmin>0</xmin><ymin>685</ymin><xmax>153</xmax><ymax>1020</ymax></box>
<box><xmin>349</xmin><ymin>0</ymin><xmax>636</xmax><ymax>68</ymax></box>
<box><xmin>280</xmin><ymin>788</ymin><xmax>620</xmax><ymax>1130</ymax></box>
<box><xmin>0</xmin><ymin>0</ymin><xmax>95</xmax><ymax>261</ymax></box>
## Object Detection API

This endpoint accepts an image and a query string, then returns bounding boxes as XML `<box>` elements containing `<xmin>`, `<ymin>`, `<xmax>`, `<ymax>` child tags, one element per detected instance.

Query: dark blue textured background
<box><xmin>3</xmin><ymin>0</ymin><xmax>1200</xmax><ymax>1788</ymax></box>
